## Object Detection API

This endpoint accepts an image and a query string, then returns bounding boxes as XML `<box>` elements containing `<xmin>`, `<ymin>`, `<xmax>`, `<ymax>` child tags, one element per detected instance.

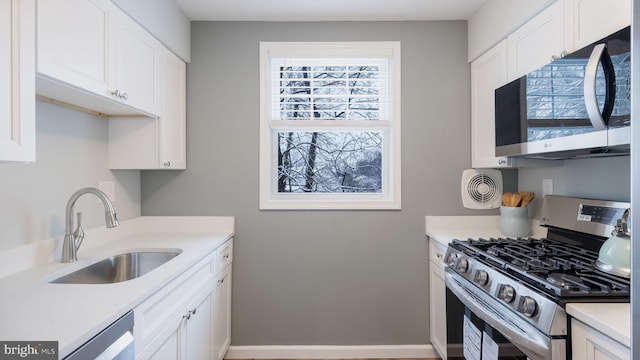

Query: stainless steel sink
<box><xmin>50</xmin><ymin>250</ymin><xmax>182</xmax><ymax>284</ymax></box>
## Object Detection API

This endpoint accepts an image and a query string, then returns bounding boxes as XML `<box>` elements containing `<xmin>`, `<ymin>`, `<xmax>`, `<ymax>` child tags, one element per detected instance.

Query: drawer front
<box><xmin>135</xmin><ymin>252</ymin><xmax>215</xmax><ymax>353</ymax></box>
<box><xmin>216</xmin><ymin>239</ymin><xmax>233</xmax><ymax>273</ymax></box>
<box><xmin>429</xmin><ymin>239</ymin><xmax>447</xmax><ymax>265</ymax></box>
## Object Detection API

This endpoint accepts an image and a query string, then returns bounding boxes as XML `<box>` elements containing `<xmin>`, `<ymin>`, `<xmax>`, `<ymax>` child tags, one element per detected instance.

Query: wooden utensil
<box><xmin>519</xmin><ymin>191</ymin><xmax>535</xmax><ymax>207</ymax></box>
<box><xmin>502</xmin><ymin>192</ymin><xmax>522</xmax><ymax>207</ymax></box>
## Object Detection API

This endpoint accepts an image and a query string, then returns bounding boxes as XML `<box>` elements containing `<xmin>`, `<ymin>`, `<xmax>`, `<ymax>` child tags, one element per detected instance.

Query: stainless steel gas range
<box><xmin>443</xmin><ymin>195</ymin><xmax>630</xmax><ymax>360</ymax></box>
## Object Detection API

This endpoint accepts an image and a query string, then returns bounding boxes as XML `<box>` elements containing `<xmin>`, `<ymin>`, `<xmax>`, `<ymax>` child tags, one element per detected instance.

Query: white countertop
<box><xmin>566</xmin><ymin>302</ymin><xmax>631</xmax><ymax>348</ymax></box>
<box><xmin>0</xmin><ymin>216</ymin><xmax>234</xmax><ymax>358</ymax></box>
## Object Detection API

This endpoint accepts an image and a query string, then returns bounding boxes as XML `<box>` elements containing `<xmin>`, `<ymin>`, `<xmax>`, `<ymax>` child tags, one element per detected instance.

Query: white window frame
<box><xmin>259</xmin><ymin>41</ymin><xmax>401</xmax><ymax>210</ymax></box>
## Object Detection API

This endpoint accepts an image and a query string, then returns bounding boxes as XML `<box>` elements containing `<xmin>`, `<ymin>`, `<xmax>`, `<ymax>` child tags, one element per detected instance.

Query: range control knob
<box><xmin>455</xmin><ymin>257</ymin><xmax>469</xmax><ymax>273</ymax></box>
<box><xmin>446</xmin><ymin>253</ymin><xmax>458</xmax><ymax>268</ymax></box>
<box><xmin>499</xmin><ymin>285</ymin><xmax>516</xmax><ymax>303</ymax></box>
<box><xmin>519</xmin><ymin>296</ymin><xmax>538</xmax><ymax>317</ymax></box>
<box><xmin>475</xmin><ymin>270</ymin><xmax>489</xmax><ymax>286</ymax></box>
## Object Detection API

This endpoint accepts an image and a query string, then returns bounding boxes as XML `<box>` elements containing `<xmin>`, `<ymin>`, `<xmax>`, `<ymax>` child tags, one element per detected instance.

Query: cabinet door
<box><xmin>507</xmin><ymin>1</ymin><xmax>570</xmax><ymax>81</ymax></box>
<box><xmin>147</xmin><ymin>324</ymin><xmax>182</xmax><ymax>360</ymax></box>
<box><xmin>570</xmin><ymin>0</ymin><xmax>630</xmax><ymax>50</ymax></box>
<box><xmin>571</xmin><ymin>319</ymin><xmax>630</xmax><ymax>360</ymax></box>
<box><xmin>159</xmin><ymin>48</ymin><xmax>186</xmax><ymax>169</ymax></box>
<box><xmin>112</xmin><ymin>9</ymin><xmax>161</xmax><ymax>116</ymax></box>
<box><xmin>428</xmin><ymin>240</ymin><xmax>447</xmax><ymax>359</ymax></box>
<box><xmin>213</xmin><ymin>266</ymin><xmax>232</xmax><ymax>360</ymax></box>
<box><xmin>0</xmin><ymin>0</ymin><xmax>35</xmax><ymax>162</ymax></box>
<box><xmin>36</xmin><ymin>0</ymin><xmax>114</xmax><ymax>96</ymax></box>
<box><xmin>470</xmin><ymin>40</ymin><xmax>511</xmax><ymax>168</ymax></box>
<box><xmin>185</xmin><ymin>291</ymin><xmax>214</xmax><ymax>360</ymax></box>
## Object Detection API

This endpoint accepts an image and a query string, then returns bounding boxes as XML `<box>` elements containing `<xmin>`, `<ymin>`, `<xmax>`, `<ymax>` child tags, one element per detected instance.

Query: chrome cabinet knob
<box><xmin>109</xmin><ymin>89</ymin><xmax>128</xmax><ymax>100</ymax></box>
<box><xmin>183</xmin><ymin>308</ymin><xmax>197</xmax><ymax>320</ymax></box>
<box><xmin>499</xmin><ymin>284</ymin><xmax>516</xmax><ymax>303</ymax></box>
<box><xmin>519</xmin><ymin>296</ymin><xmax>537</xmax><ymax>317</ymax></box>
<box><xmin>475</xmin><ymin>270</ymin><xmax>489</xmax><ymax>286</ymax></box>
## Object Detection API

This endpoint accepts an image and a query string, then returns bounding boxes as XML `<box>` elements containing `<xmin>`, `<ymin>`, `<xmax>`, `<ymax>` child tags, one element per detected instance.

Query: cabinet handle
<box><xmin>436</xmin><ymin>253</ymin><xmax>443</xmax><ymax>259</ymax></box>
<box><xmin>163</xmin><ymin>161</ymin><xmax>171</xmax><ymax>167</ymax></box>
<box><xmin>550</xmin><ymin>50</ymin><xmax>567</xmax><ymax>62</ymax></box>
<box><xmin>109</xmin><ymin>90</ymin><xmax>129</xmax><ymax>100</ymax></box>
<box><xmin>183</xmin><ymin>308</ymin><xmax>197</xmax><ymax>320</ymax></box>
<box><xmin>223</xmin><ymin>254</ymin><xmax>230</xmax><ymax>259</ymax></box>
<box><xmin>218</xmin><ymin>278</ymin><xmax>225</xmax><ymax>284</ymax></box>
<box><xmin>498</xmin><ymin>158</ymin><xmax>507</xmax><ymax>165</ymax></box>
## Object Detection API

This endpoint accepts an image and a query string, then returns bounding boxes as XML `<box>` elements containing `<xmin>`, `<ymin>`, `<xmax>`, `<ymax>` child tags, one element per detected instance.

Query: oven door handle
<box><xmin>445</xmin><ymin>271</ymin><xmax>553</xmax><ymax>360</ymax></box>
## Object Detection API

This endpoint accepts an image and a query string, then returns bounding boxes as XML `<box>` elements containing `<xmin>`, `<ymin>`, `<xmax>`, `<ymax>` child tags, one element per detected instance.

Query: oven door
<box><xmin>445</xmin><ymin>270</ymin><xmax>566</xmax><ymax>360</ymax></box>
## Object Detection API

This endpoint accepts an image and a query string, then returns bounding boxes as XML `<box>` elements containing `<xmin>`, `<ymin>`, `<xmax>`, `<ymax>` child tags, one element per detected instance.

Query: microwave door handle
<box><xmin>600</xmin><ymin>46</ymin><xmax>616</xmax><ymax>124</ymax></box>
<box><xmin>584</xmin><ymin>44</ymin><xmax>608</xmax><ymax>131</ymax></box>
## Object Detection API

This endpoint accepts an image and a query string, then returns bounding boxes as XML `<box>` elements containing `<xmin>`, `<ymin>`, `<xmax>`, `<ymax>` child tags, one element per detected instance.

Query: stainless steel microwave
<box><xmin>495</xmin><ymin>27</ymin><xmax>630</xmax><ymax>159</ymax></box>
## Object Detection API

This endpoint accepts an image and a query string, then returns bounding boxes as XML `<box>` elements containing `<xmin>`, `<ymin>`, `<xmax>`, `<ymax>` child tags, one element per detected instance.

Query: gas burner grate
<box><xmin>451</xmin><ymin>236</ymin><xmax>630</xmax><ymax>298</ymax></box>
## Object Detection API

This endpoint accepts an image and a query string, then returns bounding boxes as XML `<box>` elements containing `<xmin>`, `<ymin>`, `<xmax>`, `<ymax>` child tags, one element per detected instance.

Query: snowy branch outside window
<box><xmin>259</xmin><ymin>42</ymin><xmax>401</xmax><ymax>209</ymax></box>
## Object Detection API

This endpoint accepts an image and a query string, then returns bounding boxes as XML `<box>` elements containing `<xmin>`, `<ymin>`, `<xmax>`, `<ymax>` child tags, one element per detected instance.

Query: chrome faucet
<box><xmin>61</xmin><ymin>187</ymin><xmax>119</xmax><ymax>263</ymax></box>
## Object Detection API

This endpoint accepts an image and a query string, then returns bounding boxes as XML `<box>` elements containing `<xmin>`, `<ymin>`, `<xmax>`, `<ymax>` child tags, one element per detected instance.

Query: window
<box><xmin>259</xmin><ymin>42</ymin><xmax>401</xmax><ymax>209</ymax></box>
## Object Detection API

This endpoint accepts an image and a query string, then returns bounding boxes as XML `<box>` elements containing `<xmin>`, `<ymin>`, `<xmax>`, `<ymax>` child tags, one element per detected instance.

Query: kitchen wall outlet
<box><xmin>98</xmin><ymin>181</ymin><xmax>116</xmax><ymax>202</ymax></box>
<box><xmin>542</xmin><ymin>179</ymin><xmax>553</xmax><ymax>198</ymax></box>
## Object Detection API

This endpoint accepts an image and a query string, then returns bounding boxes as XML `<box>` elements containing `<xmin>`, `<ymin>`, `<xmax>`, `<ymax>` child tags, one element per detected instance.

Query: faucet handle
<box><xmin>73</xmin><ymin>212</ymin><xmax>85</xmax><ymax>249</ymax></box>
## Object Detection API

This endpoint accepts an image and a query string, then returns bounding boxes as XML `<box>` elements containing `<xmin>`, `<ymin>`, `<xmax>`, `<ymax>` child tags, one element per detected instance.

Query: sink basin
<box><xmin>50</xmin><ymin>249</ymin><xmax>182</xmax><ymax>284</ymax></box>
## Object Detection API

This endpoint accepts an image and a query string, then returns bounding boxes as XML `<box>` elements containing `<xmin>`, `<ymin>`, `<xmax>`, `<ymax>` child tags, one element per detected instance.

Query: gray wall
<box><xmin>0</xmin><ymin>101</ymin><xmax>141</xmax><ymax>251</ymax></box>
<box><xmin>141</xmin><ymin>21</ymin><xmax>476</xmax><ymax>345</ymax></box>
<box><xmin>520</xmin><ymin>157</ymin><xmax>631</xmax><ymax>219</ymax></box>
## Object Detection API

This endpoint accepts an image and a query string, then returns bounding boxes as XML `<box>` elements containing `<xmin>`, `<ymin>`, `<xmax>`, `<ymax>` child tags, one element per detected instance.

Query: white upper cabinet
<box><xmin>0</xmin><ymin>0</ymin><xmax>35</xmax><ymax>163</ymax></box>
<box><xmin>159</xmin><ymin>48</ymin><xmax>186</xmax><ymax>169</ymax></box>
<box><xmin>469</xmin><ymin>0</ymin><xmax>630</xmax><ymax>169</ymax></box>
<box><xmin>470</xmin><ymin>40</ymin><xmax>555</xmax><ymax>168</ymax></box>
<box><xmin>36</xmin><ymin>0</ymin><xmax>160</xmax><ymax>117</ymax></box>
<box><xmin>471</xmin><ymin>40</ymin><xmax>510</xmax><ymax>168</ymax></box>
<box><xmin>569</xmin><ymin>0</ymin><xmax>630</xmax><ymax>51</ymax></box>
<box><xmin>112</xmin><ymin>10</ymin><xmax>161</xmax><ymax>116</ymax></box>
<box><xmin>108</xmin><ymin>48</ymin><xmax>186</xmax><ymax>170</ymax></box>
<box><xmin>36</xmin><ymin>0</ymin><xmax>186</xmax><ymax>169</ymax></box>
<box><xmin>507</xmin><ymin>1</ymin><xmax>571</xmax><ymax>82</ymax></box>
<box><xmin>36</xmin><ymin>0</ymin><xmax>114</xmax><ymax>98</ymax></box>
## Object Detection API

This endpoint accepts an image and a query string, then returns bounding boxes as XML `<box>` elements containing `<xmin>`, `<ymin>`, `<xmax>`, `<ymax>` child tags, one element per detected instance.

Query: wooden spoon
<box><xmin>520</xmin><ymin>191</ymin><xmax>535</xmax><ymax>207</ymax></box>
<box><xmin>502</xmin><ymin>192</ymin><xmax>522</xmax><ymax>207</ymax></box>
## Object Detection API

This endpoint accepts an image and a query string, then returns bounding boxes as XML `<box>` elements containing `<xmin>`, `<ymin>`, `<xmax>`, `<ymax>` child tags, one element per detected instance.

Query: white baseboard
<box><xmin>224</xmin><ymin>344</ymin><xmax>439</xmax><ymax>359</ymax></box>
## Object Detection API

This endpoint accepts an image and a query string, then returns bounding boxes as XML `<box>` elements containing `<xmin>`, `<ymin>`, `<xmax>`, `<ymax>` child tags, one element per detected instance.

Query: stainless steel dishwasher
<box><xmin>64</xmin><ymin>311</ymin><xmax>134</xmax><ymax>360</ymax></box>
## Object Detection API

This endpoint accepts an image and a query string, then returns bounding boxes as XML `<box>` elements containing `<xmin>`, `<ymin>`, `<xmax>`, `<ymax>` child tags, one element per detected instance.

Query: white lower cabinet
<box><xmin>213</xmin><ymin>266</ymin><xmax>232</xmax><ymax>360</ymax></box>
<box><xmin>571</xmin><ymin>318</ymin><xmax>630</xmax><ymax>360</ymax></box>
<box><xmin>428</xmin><ymin>238</ymin><xmax>447</xmax><ymax>359</ymax></box>
<box><xmin>135</xmin><ymin>238</ymin><xmax>233</xmax><ymax>360</ymax></box>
